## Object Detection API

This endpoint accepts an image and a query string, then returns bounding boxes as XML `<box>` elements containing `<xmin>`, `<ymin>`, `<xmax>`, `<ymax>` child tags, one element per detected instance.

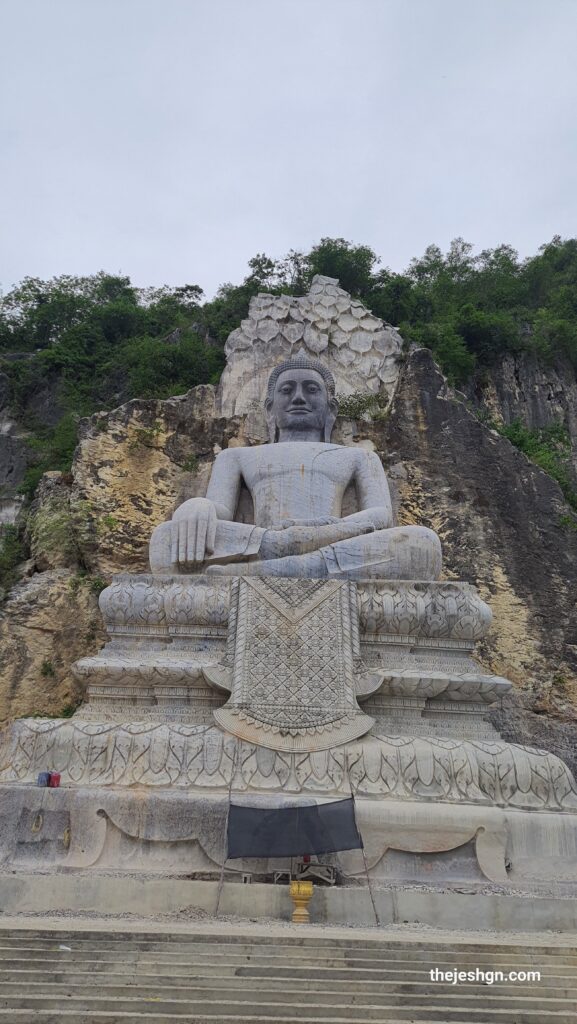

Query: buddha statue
<box><xmin>149</xmin><ymin>354</ymin><xmax>441</xmax><ymax>580</ymax></box>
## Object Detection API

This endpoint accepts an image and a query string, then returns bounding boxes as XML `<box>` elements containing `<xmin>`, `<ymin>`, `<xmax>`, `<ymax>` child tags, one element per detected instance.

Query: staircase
<box><xmin>0</xmin><ymin>926</ymin><xmax>575</xmax><ymax>1022</ymax></box>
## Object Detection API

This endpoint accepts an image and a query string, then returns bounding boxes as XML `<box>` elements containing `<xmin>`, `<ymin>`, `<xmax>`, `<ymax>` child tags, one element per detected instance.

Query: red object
<box><xmin>48</xmin><ymin>772</ymin><xmax>61</xmax><ymax>788</ymax></box>
<box><xmin>302</xmin><ymin>854</ymin><xmax>311</xmax><ymax>864</ymax></box>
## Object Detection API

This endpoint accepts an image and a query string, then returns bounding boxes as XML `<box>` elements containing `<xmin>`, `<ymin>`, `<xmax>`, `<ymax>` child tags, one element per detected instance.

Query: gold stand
<box><xmin>290</xmin><ymin>879</ymin><xmax>313</xmax><ymax>923</ymax></box>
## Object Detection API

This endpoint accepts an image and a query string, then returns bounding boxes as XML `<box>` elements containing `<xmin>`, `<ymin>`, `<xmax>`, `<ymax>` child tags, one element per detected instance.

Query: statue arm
<box><xmin>168</xmin><ymin>449</ymin><xmax>242</xmax><ymax>565</ymax></box>
<box><xmin>345</xmin><ymin>450</ymin><xmax>393</xmax><ymax>530</ymax></box>
<box><xmin>204</xmin><ymin>448</ymin><xmax>243</xmax><ymax>520</ymax></box>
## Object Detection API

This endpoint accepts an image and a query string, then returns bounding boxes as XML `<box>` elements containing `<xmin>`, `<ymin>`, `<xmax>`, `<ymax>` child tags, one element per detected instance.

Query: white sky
<box><xmin>1</xmin><ymin>0</ymin><xmax>576</xmax><ymax>298</ymax></box>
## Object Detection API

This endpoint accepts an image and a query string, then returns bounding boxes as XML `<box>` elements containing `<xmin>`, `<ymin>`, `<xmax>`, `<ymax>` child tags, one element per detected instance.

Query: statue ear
<box><xmin>264</xmin><ymin>400</ymin><xmax>278</xmax><ymax>443</ymax></box>
<box><xmin>324</xmin><ymin>398</ymin><xmax>339</xmax><ymax>442</ymax></box>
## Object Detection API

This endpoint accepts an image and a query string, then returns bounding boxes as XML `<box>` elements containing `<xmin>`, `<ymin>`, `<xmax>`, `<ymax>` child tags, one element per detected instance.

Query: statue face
<box><xmin>271</xmin><ymin>368</ymin><xmax>329</xmax><ymax>436</ymax></box>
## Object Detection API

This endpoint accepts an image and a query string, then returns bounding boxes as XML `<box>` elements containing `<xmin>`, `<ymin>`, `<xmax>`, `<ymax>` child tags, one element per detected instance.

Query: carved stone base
<box><xmin>1</xmin><ymin>782</ymin><xmax>577</xmax><ymax>891</ymax></box>
<box><xmin>2</xmin><ymin>717</ymin><xmax>576</xmax><ymax>813</ymax></box>
<box><xmin>72</xmin><ymin>574</ymin><xmax>510</xmax><ymax>743</ymax></box>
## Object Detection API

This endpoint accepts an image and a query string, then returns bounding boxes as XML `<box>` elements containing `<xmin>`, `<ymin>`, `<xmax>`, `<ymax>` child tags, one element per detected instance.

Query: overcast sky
<box><xmin>1</xmin><ymin>0</ymin><xmax>576</xmax><ymax>298</ymax></box>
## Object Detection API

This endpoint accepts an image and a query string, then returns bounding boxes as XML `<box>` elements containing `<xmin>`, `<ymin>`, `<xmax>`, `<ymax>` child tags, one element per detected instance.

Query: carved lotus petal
<box><xmin>415</xmin><ymin>742</ymin><xmax>435</xmax><ymax>788</ymax></box>
<box><xmin>337</xmin><ymin>313</ymin><xmax>358</xmax><ymax>332</ymax></box>
<box><xmin>303</xmin><ymin>325</ymin><xmax>328</xmax><ymax>353</ymax></box>
<box><xmin>357</xmin><ymin>316</ymin><xmax>380</xmax><ymax>332</ymax></box>
<box><xmin>378</xmin><ymin>364</ymin><xmax>398</xmax><ymax>383</ymax></box>
<box><xmin>203</xmin><ymin>730</ymin><xmax>224</xmax><ymax>775</ymax></box>
<box><xmin>282</xmin><ymin>323</ymin><xmax>304</xmax><ymax>344</ymax></box>
<box><xmin>268</xmin><ymin>304</ymin><xmax>291</xmax><ymax>321</ymax></box>
<box><xmin>335</xmin><ymin>347</ymin><xmax>355</xmax><ymax>366</ymax></box>
<box><xmin>330</xmin><ymin>329</ymin><xmax>349</xmax><ymax>349</ymax></box>
<box><xmin>349</xmin><ymin>330</ymin><xmax>373</xmax><ymax>354</ymax></box>
<box><xmin>256</xmin><ymin>319</ymin><xmax>281</xmax><ymax>344</ymax></box>
<box><xmin>256</xmin><ymin>745</ymin><xmax>277</xmax><ymax>777</ymax></box>
<box><xmin>370</xmin><ymin>328</ymin><xmax>392</xmax><ymax>351</ymax></box>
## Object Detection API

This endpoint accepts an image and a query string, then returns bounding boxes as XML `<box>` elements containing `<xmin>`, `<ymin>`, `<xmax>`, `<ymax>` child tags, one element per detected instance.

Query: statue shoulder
<box><xmin>352</xmin><ymin>446</ymin><xmax>387</xmax><ymax>475</ymax></box>
<box><xmin>214</xmin><ymin>446</ymin><xmax>243</xmax><ymax>463</ymax></box>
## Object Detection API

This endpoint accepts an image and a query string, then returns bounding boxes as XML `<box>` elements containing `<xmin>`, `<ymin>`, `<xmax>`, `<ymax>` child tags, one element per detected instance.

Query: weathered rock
<box><xmin>0</xmin><ymin>569</ymin><xmax>105</xmax><ymax>721</ymax></box>
<box><xmin>0</xmin><ymin>368</ymin><xmax>64</xmax><ymax>524</ymax></box>
<box><xmin>377</xmin><ymin>348</ymin><xmax>577</xmax><ymax>747</ymax></box>
<box><xmin>467</xmin><ymin>351</ymin><xmax>577</xmax><ymax>477</ymax></box>
<box><xmin>26</xmin><ymin>472</ymin><xmax>78</xmax><ymax>571</ymax></box>
<box><xmin>70</xmin><ymin>386</ymin><xmax>241</xmax><ymax>576</ymax></box>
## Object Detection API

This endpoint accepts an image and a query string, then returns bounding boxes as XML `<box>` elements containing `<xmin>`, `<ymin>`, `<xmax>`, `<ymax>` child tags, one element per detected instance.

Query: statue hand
<box><xmin>279</xmin><ymin>516</ymin><xmax>340</xmax><ymax>529</ymax></box>
<box><xmin>171</xmin><ymin>497</ymin><xmax>217</xmax><ymax>566</ymax></box>
<box><xmin>261</xmin><ymin>520</ymin><xmax>372</xmax><ymax>559</ymax></box>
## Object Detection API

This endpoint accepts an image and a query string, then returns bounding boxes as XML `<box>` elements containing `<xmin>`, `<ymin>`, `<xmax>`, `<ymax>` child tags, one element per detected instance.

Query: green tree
<box><xmin>305</xmin><ymin>238</ymin><xmax>379</xmax><ymax>297</ymax></box>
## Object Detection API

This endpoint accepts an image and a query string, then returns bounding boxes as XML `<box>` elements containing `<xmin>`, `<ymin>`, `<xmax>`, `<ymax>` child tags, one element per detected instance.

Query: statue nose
<box><xmin>290</xmin><ymin>387</ymin><xmax>307</xmax><ymax>405</ymax></box>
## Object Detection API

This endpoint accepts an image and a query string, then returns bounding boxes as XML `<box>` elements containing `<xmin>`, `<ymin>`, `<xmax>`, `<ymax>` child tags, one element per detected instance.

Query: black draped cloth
<box><xmin>227</xmin><ymin>798</ymin><xmax>363</xmax><ymax>859</ymax></box>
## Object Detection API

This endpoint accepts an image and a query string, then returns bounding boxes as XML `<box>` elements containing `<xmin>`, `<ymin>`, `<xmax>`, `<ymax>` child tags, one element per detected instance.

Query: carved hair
<box><xmin>266</xmin><ymin>354</ymin><xmax>336</xmax><ymax>401</ymax></box>
<box><xmin>264</xmin><ymin>354</ymin><xmax>338</xmax><ymax>443</ymax></box>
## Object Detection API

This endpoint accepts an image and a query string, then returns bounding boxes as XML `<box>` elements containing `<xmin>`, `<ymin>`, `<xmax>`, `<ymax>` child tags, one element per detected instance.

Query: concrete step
<box><xmin>0</xmin><ymin>943</ymin><xmax>574</xmax><ymax>967</ymax></box>
<box><xmin>0</xmin><ymin>952</ymin><xmax>573</xmax><ymax>976</ymax></box>
<box><xmin>0</xmin><ymin>1013</ymin><xmax>477</xmax><ymax>1024</ymax></box>
<box><xmin>1</xmin><ymin>939</ymin><xmax>575</xmax><ymax>965</ymax></box>
<box><xmin>2</xmin><ymin>937</ymin><xmax>573</xmax><ymax>958</ymax></box>
<box><xmin>0</xmin><ymin>994</ymin><xmax>574</xmax><ymax>1022</ymax></box>
<box><xmin>0</xmin><ymin>980</ymin><xmax>575</xmax><ymax>1013</ymax></box>
<box><xmin>1</xmin><ymin>929</ymin><xmax>575</xmax><ymax>956</ymax></box>
<box><xmin>0</xmin><ymin>926</ymin><xmax>573</xmax><ymax>1024</ymax></box>
<box><xmin>1</xmin><ymin>958</ymin><xmax>573</xmax><ymax>983</ymax></box>
<box><xmin>2</xmin><ymin>968</ymin><xmax>574</xmax><ymax>996</ymax></box>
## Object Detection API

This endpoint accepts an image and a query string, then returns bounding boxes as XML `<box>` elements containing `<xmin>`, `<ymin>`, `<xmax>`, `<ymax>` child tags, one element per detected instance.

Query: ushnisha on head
<box><xmin>265</xmin><ymin>354</ymin><xmax>339</xmax><ymax>443</ymax></box>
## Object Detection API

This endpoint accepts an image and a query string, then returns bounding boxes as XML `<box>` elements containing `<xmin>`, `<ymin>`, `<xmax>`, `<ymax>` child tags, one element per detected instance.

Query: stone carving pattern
<box><xmin>232</xmin><ymin>578</ymin><xmax>355</xmax><ymax>729</ymax></box>
<box><xmin>214</xmin><ymin>578</ymin><xmax>373</xmax><ymax>750</ymax></box>
<box><xmin>219</xmin><ymin>275</ymin><xmax>404</xmax><ymax>416</ymax></box>
<box><xmin>3</xmin><ymin>718</ymin><xmax>577</xmax><ymax>812</ymax></box>
<box><xmin>96</xmin><ymin>575</ymin><xmax>494</xmax><ymax>643</ymax></box>
<box><xmin>99</xmin><ymin>575</ymin><xmax>168</xmax><ymax>633</ymax></box>
<box><xmin>163</xmin><ymin>577</ymin><xmax>231</xmax><ymax>631</ymax></box>
<box><xmin>357</xmin><ymin>581</ymin><xmax>492</xmax><ymax>640</ymax></box>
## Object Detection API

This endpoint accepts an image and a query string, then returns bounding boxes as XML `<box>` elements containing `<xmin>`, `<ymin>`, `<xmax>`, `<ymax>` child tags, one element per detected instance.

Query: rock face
<box><xmin>69</xmin><ymin>386</ymin><xmax>239</xmax><ymax>576</ymax></box>
<box><xmin>467</xmin><ymin>352</ymin><xmax>577</xmax><ymax>476</ymax></box>
<box><xmin>25</xmin><ymin>473</ymin><xmax>78</xmax><ymax>572</ymax></box>
<box><xmin>218</xmin><ymin>274</ymin><xmax>403</xmax><ymax>426</ymax></box>
<box><xmin>0</xmin><ymin>392</ymin><xmax>27</xmax><ymax>529</ymax></box>
<box><xmin>1</xmin><ymin>281</ymin><xmax>576</xmax><ymax>775</ymax></box>
<box><xmin>0</xmin><ymin>368</ymin><xmax>63</xmax><ymax>528</ymax></box>
<box><xmin>380</xmin><ymin>349</ymin><xmax>577</xmax><ymax>774</ymax></box>
<box><xmin>0</xmin><ymin>569</ymin><xmax>105</xmax><ymax>722</ymax></box>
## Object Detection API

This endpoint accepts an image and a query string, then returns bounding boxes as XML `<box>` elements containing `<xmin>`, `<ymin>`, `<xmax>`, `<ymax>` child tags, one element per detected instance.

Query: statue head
<box><xmin>265</xmin><ymin>354</ymin><xmax>338</xmax><ymax>443</ymax></box>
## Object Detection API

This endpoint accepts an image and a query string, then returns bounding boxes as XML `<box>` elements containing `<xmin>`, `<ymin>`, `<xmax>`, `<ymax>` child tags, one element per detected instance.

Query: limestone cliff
<box><xmin>381</xmin><ymin>349</ymin><xmax>577</xmax><ymax>773</ymax></box>
<box><xmin>1</xmin><ymin>287</ymin><xmax>577</xmax><ymax>775</ymax></box>
<box><xmin>467</xmin><ymin>352</ymin><xmax>577</xmax><ymax>479</ymax></box>
<box><xmin>0</xmin><ymin>569</ymin><xmax>105</xmax><ymax>722</ymax></box>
